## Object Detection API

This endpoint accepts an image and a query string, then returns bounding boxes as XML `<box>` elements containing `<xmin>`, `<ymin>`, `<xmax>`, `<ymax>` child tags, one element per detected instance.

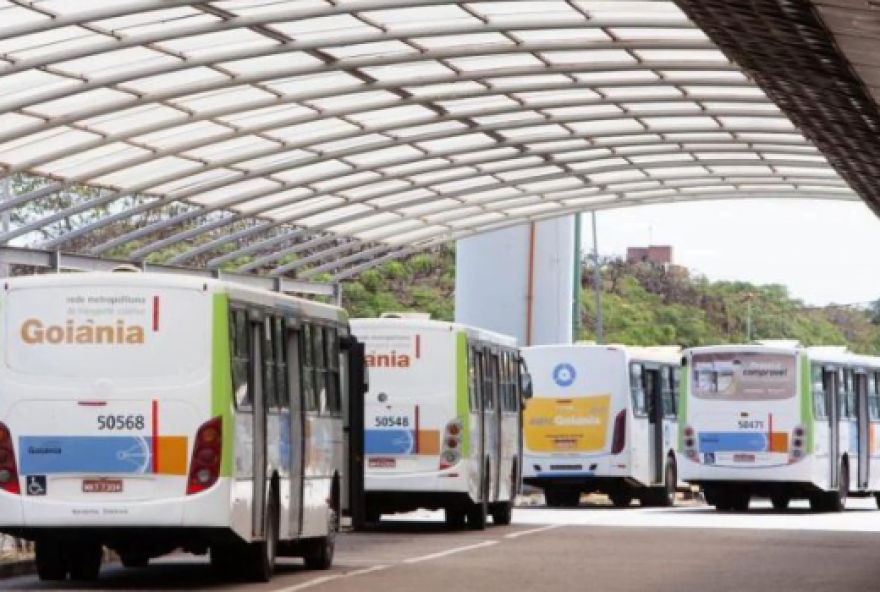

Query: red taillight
<box><xmin>0</xmin><ymin>423</ymin><xmax>20</xmax><ymax>495</ymax></box>
<box><xmin>187</xmin><ymin>417</ymin><xmax>223</xmax><ymax>495</ymax></box>
<box><xmin>611</xmin><ymin>410</ymin><xmax>626</xmax><ymax>455</ymax></box>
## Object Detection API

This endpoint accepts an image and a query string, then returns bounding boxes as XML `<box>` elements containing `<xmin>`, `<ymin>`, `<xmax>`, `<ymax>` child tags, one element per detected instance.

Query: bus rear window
<box><xmin>5</xmin><ymin>285</ymin><xmax>208</xmax><ymax>379</ymax></box>
<box><xmin>691</xmin><ymin>352</ymin><xmax>796</xmax><ymax>401</ymax></box>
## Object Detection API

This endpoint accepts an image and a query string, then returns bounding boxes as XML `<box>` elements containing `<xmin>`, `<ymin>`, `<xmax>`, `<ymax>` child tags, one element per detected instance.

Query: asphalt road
<box><xmin>4</xmin><ymin>498</ymin><xmax>880</xmax><ymax>591</ymax></box>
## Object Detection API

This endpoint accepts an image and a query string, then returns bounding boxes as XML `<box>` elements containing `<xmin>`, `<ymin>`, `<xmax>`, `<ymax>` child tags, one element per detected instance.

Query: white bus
<box><xmin>680</xmin><ymin>342</ymin><xmax>880</xmax><ymax>512</ymax></box>
<box><xmin>0</xmin><ymin>272</ymin><xmax>366</xmax><ymax>582</ymax></box>
<box><xmin>521</xmin><ymin>344</ymin><xmax>682</xmax><ymax>508</ymax></box>
<box><xmin>350</xmin><ymin>314</ymin><xmax>531</xmax><ymax>529</ymax></box>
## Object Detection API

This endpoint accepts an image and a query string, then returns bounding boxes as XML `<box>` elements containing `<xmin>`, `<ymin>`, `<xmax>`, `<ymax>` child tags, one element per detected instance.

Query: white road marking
<box><xmin>276</xmin><ymin>565</ymin><xmax>390</xmax><ymax>592</ymax></box>
<box><xmin>504</xmin><ymin>524</ymin><xmax>565</xmax><ymax>539</ymax></box>
<box><xmin>402</xmin><ymin>540</ymin><xmax>498</xmax><ymax>564</ymax></box>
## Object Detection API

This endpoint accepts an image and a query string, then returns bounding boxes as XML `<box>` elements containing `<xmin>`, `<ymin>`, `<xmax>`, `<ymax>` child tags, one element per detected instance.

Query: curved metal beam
<box><xmin>22</xmin><ymin>109</ymin><xmax>803</xmax><ymax>250</ymax></box>
<box><xmin>114</xmin><ymin>141</ymin><xmax>823</xmax><ymax>259</ymax></box>
<box><xmin>264</xmin><ymin>184</ymin><xmax>850</xmax><ymax>275</ymax></box>
<box><xmin>233</xmin><ymin>162</ymin><xmax>841</xmax><ymax>274</ymax></box>
<box><xmin>161</xmin><ymin>129</ymin><xmax>830</xmax><ymax>266</ymax></box>
<box><xmin>326</xmin><ymin>191</ymin><xmax>860</xmax><ymax>281</ymax></box>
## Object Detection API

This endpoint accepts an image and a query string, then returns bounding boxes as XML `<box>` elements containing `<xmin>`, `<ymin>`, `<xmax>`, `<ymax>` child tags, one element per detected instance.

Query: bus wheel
<box><xmin>120</xmin><ymin>552</ymin><xmax>150</xmax><ymax>568</ymax></box>
<box><xmin>663</xmin><ymin>459</ymin><xmax>677</xmax><ymax>507</ymax></box>
<box><xmin>467</xmin><ymin>497</ymin><xmax>488</xmax><ymax>530</ymax></box>
<box><xmin>543</xmin><ymin>487</ymin><xmax>564</xmax><ymax>508</ymax></box>
<box><xmin>67</xmin><ymin>542</ymin><xmax>103</xmax><ymax>582</ymax></box>
<box><xmin>609</xmin><ymin>491</ymin><xmax>633</xmax><ymax>508</ymax></box>
<box><xmin>771</xmin><ymin>495</ymin><xmax>790</xmax><ymax>511</ymax></box>
<box><xmin>445</xmin><ymin>507</ymin><xmax>466</xmax><ymax>529</ymax></box>
<box><xmin>874</xmin><ymin>492</ymin><xmax>880</xmax><ymax>510</ymax></box>
<box><xmin>304</xmin><ymin>502</ymin><xmax>338</xmax><ymax>570</ymax></box>
<box><xmin>491</xmin><ymin>501</ymin><xmax>513</xmax><ymax>525</ymax></box>
<box><xmin>35</xmin><ymin>539</ymin><xmax>67</xmax><ymax>581</ymax></box>
<box><xmin>713</xmin><ymin>491</ymin><xmax>733</xmax><ymax>512</ymax></box>
<box><xmin>730</xmin><ymin>490</ymin><xmax>751</xmax><ymax>512</ymax></box>
<box><xmin>826</xmin><ymin>461</ymin><xmax>849</xmax><ymax>513</ymax></box>
<box><xmin>244</xmin><ymin>491</ymin><xmax>279</xmax><ymax>581</ymax></box>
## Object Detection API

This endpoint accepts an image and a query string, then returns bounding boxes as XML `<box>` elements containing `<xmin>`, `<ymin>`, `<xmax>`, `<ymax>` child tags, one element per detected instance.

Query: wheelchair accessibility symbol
<box><xmin>552</xmin><ymin>363</ymin><xmax>576</xmax><ymax>388</ymax></box>
<box><xmin>26</xmin><ymin>475</ymin><xmax>46</xmax><ymax>496</ymax></box>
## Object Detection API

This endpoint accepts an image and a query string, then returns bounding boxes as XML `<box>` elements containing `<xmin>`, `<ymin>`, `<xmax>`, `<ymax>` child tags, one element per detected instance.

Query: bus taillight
<box><xmin>682</xmin><ymin>425</ymin><xmax>698</xmax><ymax>462</ymax></box>
<box><xmin>0</xmin><ymin>422</ymin><xmax>20</xmax><ymax>495</ymax></box>
<box><xmin>186</xmin><ymin>417</ymin><xmax>223</xmax><ymax>495</ymax></box>
<box><xmin>611</xmin><ymin>410</ymin><xmax>626</xmax><ymax>455</ymax></box>
<box><xmin>439</xmin><ymin>418</ymin><xmax>463</xmax><ymax>470</ymax></box>
<box><xmin>789</xmin><ymin>425</ymin><xmax>806</xmax><ymax>464</ymax></box>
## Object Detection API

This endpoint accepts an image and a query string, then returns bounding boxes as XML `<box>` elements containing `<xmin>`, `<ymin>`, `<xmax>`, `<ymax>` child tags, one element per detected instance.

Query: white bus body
<box><xmin>521</xmin><ymin>345</ymin><xmax>682</xmax><ymax>507</ymax></box>
<box><xmin>0</xmin><ymin>273</ymin><xmax>365</xmax><ymax>581</ymax></box>
<box><xmin>351</xmin><ymin>317</ymin><xmax>528</xmax><ymax>529</ymax></box>
<box><xmin>680</xmin><ymin>344</ymin><xmax>880</xmax><ymax>512</ymax></box>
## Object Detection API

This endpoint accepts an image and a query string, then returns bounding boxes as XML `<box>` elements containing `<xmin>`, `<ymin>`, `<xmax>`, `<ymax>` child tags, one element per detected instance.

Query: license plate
<box><xmin>368</xmin><ymin>457</ymin><xmax>396</xmax><ymax>469</ymax></box>
<box><xmin>733</xmin><ymin>453</ymin><xmax>756</xmax><ymax>463</ymax></box>
<box><xmin>82</xmin><ymin>479</ymin><xmax>123</xmax><ymax>493</ymax></box>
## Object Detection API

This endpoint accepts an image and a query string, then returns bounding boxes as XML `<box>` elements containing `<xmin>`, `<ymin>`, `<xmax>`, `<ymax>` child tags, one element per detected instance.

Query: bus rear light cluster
<box><xmin>439</xmin><ymin>418</ymin><xmax>463</xmax><ymax>470</ymax></box>
<box><xmin>610</xmin><ymin>410</ymin><xmax>626</xmax><ymax>455</ymax></box>
<box><xmin>682</xmin><ymin>425</ymin><xmax>699</xmax><ymax>462</ymax></box>
<box><xmin>789</xmin><ymin>425</ymin><xmax>806</xmax><ymax>464</ymax></box>
<box><xmin>0</xmin><ymin>422</ymin><xmax>19</xmax><ymax>495</ymax></box>
<box><xmin>186</xmin><ymin>417</ymin><xmax>223</xmax><ymax>495</ymax></box>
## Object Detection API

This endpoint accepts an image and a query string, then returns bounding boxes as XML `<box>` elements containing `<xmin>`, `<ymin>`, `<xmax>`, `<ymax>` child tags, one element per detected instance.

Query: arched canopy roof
<box><xmin>0</xmin><ymin>0</ymin><xmax>860</xmax><ymax>280</ymax></box>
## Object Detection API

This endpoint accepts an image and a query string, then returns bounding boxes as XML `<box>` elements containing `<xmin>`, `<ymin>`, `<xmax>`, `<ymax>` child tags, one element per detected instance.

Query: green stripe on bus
<box><xmin>678</xmin><ymin>364</ymin><xmax>689</xmax><ymax>451</ymax></box>
<box><xmin>800</xmin><ymin>353</ymin><xmax>815</xmax><ymax>453</ymax></box>
<box><xmin>457</xmin><ymin>331</ymin><xmax>469</xmax><ymax>455</ymax></box>
<box><xmin>212</xmin><ymin>293</ymin><xmax>234</xmax><ymax>477</ymax></box>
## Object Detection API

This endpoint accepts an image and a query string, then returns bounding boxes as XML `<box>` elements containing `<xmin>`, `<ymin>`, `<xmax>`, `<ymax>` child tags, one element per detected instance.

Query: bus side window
<box><xmin>314</xmin><ymin>326</ymin><xmax>327</xmax><ymax>414</ymax></box>
<box><xmin>672</xmin><ymin>367</ymin><xmax>681</xmax><ymax>416</ymax></box>
<box><xmin>483</xmin><ymin>353</ymin><xmax>497</xmax><ymax>412</ymax></box>
<box><xmin>506</xmin><ymin>352</ymin><xmax>518</xmax><ymax>412</ymax></box>
<box><xmin>468</xmin><ymin>346</ymin><xmax>480</xmax><ymax>412</ymax></box>
<box><xmin>812</xmin><ymin>365</ymin><xmax>827</xmax><ymax>420</ymax></box>
<box><xmin>500</xmin><ymin>351</ymin><xmax>511</xmax><ymax>412</ymax></box>
<box><xmin>263</xmin><ymin>317</ymin><xmax>278</xmax><ymax>412</ymax></box>
<box><xmin>325</xmin><ymin>327</ymin><xmax>341</xmax><ymax>416</ymax></box>
<box><xmin>630</xmin><ymin>364</ymin><xmax>646</xmax><ymax>417</ymax></box>
<box><xmin>661</xmin><ymin>366</ymin><xmax>675</xmax><ymax>419</ymax></box>
<box><xmin>871</xmin><ymin>372</ymin><xmax>880</xmax><ymax>422</ymax></box>
<box><xmin>274</xmin><ymin>317</ymin><xmax>288</xmax><ymax>410</ymax></box>
<box><xmin>302</xmin><ymin>324</ymin><xmax>317</xmax><ymax>413</ymax></box>
<box><xmin>230</xmin><ymin>308</ymin><xmax>252</xmax><ymax>409</ymax></box>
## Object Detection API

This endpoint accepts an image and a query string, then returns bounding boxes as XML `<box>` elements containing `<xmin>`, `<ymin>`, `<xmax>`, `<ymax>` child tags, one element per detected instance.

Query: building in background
<box><xmin>626</xmin><ymin>245</ymin><xmax>674</xmax><ymax>265</ymax></box>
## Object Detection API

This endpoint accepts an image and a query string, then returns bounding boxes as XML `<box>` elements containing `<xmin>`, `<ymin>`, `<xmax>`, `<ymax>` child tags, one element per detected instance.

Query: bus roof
<box><xmin>4</xmin><ymin>272</ymin><xmax>346</xmax><ymax>324</ymax></box>
<box><xmin>524</xmin><ymin>343</ymin><xmax>681</xmax><ymax>365</ymax></box>
<box><xmin>350</xmin><ymin>317</ymin><xmax>517</xmax><ymax>348</ymax></box>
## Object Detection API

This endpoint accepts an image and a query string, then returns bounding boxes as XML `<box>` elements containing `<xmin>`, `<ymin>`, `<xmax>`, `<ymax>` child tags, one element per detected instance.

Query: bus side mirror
<box><xmin>522</xmin><ymin>372</ymin><xmax>534</xmax><ymax>400</ymax></box>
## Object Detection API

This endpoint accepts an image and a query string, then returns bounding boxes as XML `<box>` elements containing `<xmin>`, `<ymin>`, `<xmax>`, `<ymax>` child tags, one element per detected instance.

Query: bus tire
<box><xmin>467</xmin><ymin>497</ymin><xmax>488</xmax><ymax>530</ymax></box>
<box><xmin>874</xmin><ymin>492</ymin><xmax>880</xmax><ymax>510</ymax></box>
<box><xmin>491</xmin><ymin>501</ymin><xmax>513</xmax><ymax>525</ymax></box>
<box><xmin>543</xmin><ymin>487</ymin><xmax>565</xmax><ymax>508</ymax></box>
<box><xmin>244</xmin><ymin>490</ymin><xmax>279</xmax><ymax>581</ymax></box>
<box><xmin>662</xmin><ymin>458</ymin><xmax>677</xmax><ymax>507</ymax></box>
<box><xmin>826</xmin><ymin>461</ymin><xmax>849</xmax><ymax>513</ymax></box>
<box><xmin>304</xmin><ymin>499</ymin><xmax>338</xmax><ymax>570</ymax></box>
<box><xmin>714</xmin><ymin>491</ymin><xmax>733</xmax><ymax>511</ymax></box>
<box><xmin>120</xmin><ymin>552</ymin><xmax>150</xmax><ymax>568</ymax></box>
<box><xmin>609</xmin><ymin>491</ymin><xmax>633</xmax><ymax>508</ymax></box>
<box><xmin>67</xmin><ymin>542</ymin><xmax>102</xmax><ymax>582</ymax></box>
<box><xmin>445</xmin><ymin>507</ymin><xmax>466</xmax><ymax>529</ymax></box>
<box><xmin>730</xmin><ymin>490</ymin><xmax>751</xmax><ymax>512</ymax></box>
<box><xmin>35</xmin><ymin>539</ymin><xmax>67</xmax><ymax>581</ymax></box>
<box><xmin>771</xmin><ymin>495</ymin><xmax>790</xmax><ymax>511</ymax></box>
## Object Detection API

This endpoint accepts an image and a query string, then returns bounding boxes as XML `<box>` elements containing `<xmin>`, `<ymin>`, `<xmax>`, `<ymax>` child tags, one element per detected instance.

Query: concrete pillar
<box><xmin>455</xmin><ymin>216</ymin><xmax>578</xmax><ymax>346</ymax></box>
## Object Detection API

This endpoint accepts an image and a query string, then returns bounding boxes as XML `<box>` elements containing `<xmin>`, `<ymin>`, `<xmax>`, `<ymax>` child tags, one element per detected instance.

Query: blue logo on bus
<box><xmin>552</xmin><ymin>363</ymin><xmax>576</xmax><ymax>387</ymax></box>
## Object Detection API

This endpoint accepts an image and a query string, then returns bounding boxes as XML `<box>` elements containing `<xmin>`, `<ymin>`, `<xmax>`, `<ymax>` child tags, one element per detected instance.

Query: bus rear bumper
<box><xmin>0</xmin><ymin>480</ymin><xmax>232</xmax><ymax>530</ymax></box>
<box><xmin>680</xmin><ymin>460</ymin><xmax>812</xmax><ymax>484</ymax></box>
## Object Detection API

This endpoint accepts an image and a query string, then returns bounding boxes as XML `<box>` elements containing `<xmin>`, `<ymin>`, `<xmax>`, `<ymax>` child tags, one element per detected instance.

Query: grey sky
<box><xmin>585</xmin><ymin>199</ymin><xmax>880</xmax><ymax>307</ymax></box>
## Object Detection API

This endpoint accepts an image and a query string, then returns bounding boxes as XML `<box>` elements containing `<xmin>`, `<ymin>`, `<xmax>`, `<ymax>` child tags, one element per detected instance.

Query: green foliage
<box><xmin>580</xmin><ymin>259</ymin><xmax>880</xmax><ymax>354</ymax></box>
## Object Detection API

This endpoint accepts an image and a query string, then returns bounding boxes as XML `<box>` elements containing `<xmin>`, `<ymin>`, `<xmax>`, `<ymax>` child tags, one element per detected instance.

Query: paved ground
<box><xmin>4</xmin><ymin>498</ymin><xmax>880</xmax><ymax>591</ymax></box>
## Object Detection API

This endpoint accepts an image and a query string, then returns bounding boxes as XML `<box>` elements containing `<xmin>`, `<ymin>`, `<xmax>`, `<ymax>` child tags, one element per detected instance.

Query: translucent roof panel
<box><xmin>0</xmin><ymin>0</ymin><xmax>860</xmax><ymax>279</ymax></box>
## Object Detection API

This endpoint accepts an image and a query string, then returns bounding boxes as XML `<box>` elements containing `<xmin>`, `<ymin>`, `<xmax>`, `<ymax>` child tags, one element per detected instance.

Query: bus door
<box><xmin>473</xmin><ymin>348</ymin><xmax>487</xmax><ymax>501</ymax></box>
<box><xmin>250</xmin><ymin>314</ymin><xmax>268</xmax><ymax>540</ymax></box>
<box><xmin>825</xmin><ymin>367</ymin><xmax>840</xmax><ymax>489</ymax></box>
<box><xmin>643</xmin><ymin>365</ymin><xmax>664</xmax><ymax>485</ymax></box>
<box><xmin>342</xmin><ymin>334</ymin><xmax>367</xmax><ymax>530</ymax></box>
<box><xmin>489</xmin><ymin>351</ymin><xmax>503</xmax><ymax>502</ymax></box>
<box><xmin>286</xmin><ymin>323</ymin><xmax>305</xmax><ymax>537</ymax></box>
<box><xmin>856</xmin><ymin>370</ymin><xmax>870</xmax><ymax>490</ymax></box>
<box><xmin>481</xmin><ymin>349</ymin><xmax>500</xmax><ymax>502</ymax></box>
